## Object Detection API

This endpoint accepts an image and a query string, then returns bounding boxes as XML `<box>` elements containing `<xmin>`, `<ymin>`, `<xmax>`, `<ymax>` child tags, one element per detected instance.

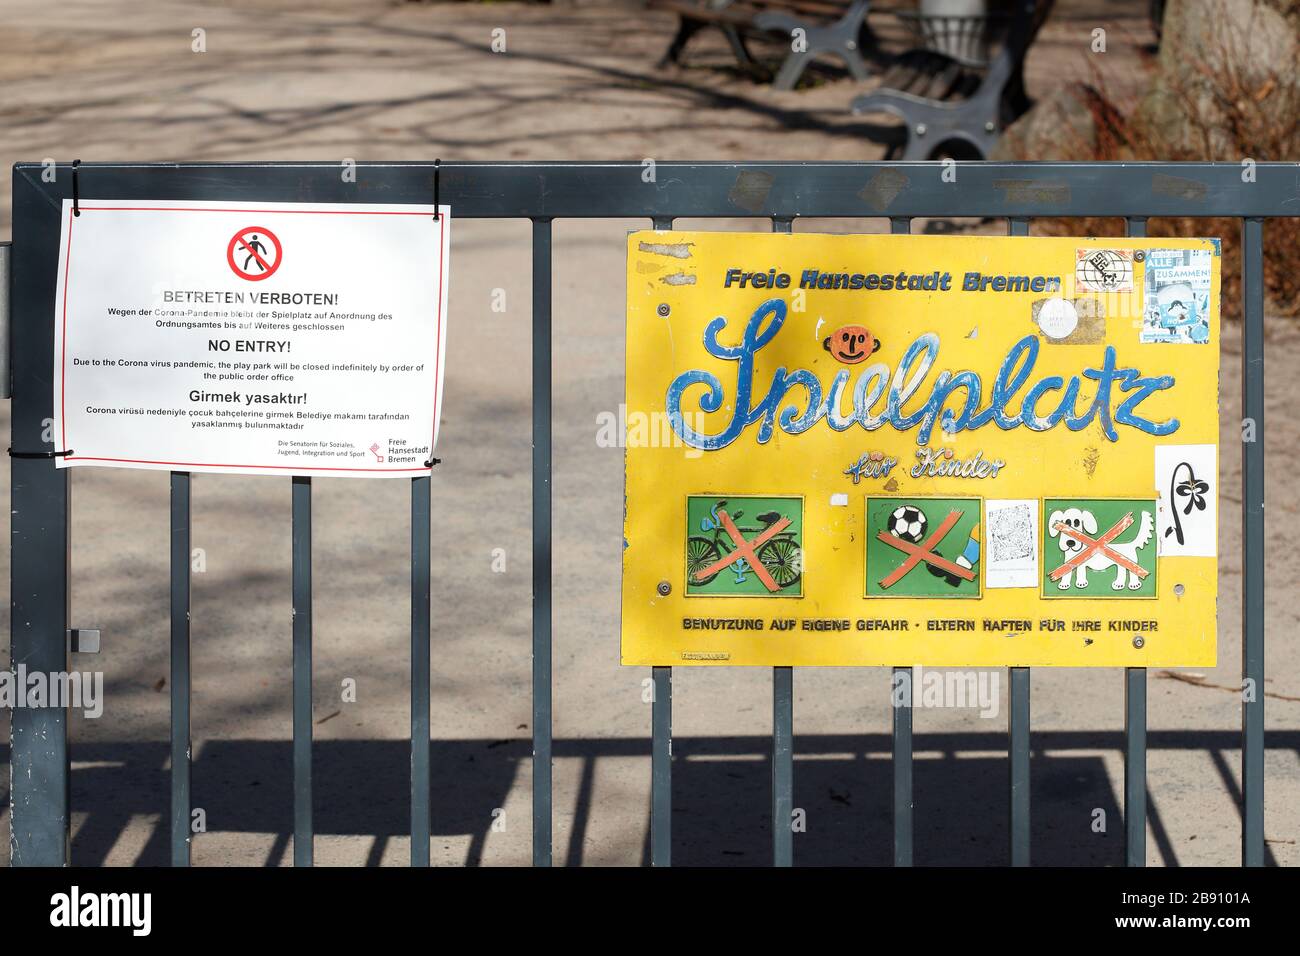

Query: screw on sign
<box><xmin>227</xmin><ymin>226</ymin><xmax>282</xmax><ymax>281</ymax></box>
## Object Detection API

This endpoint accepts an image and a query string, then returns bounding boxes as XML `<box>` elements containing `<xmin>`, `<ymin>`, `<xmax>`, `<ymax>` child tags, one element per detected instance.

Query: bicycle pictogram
<box><xmin>686</xmin><ymin>498</ymin><xmax>802</xmax><ymax>594</ymax></box>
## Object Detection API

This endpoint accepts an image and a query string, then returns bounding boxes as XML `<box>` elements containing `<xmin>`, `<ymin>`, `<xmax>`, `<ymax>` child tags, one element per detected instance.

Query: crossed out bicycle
<box><xmin>686</xmin><ymin>499</ymin><xmax>802</xmax><ymax>590</ymax></box>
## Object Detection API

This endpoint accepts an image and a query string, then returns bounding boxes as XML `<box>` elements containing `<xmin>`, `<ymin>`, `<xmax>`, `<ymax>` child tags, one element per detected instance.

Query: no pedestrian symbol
<box><xmin>227</xmin><ymin>226</ymin><xmax>282</xmax><ymax>281</ymax></box>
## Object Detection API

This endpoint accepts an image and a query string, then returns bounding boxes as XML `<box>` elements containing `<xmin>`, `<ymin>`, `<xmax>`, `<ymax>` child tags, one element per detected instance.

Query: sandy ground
<box><xmin>0</xmin><ymin>0</ymin><xmax>1297</xmax><ymax>866</ymax></box>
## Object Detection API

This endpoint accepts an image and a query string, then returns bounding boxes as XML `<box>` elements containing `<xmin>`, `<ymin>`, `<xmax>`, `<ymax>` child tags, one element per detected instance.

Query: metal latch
<box><xmin>68</xmin><ymin>628</ymin><xmax>101</xmax><ymax>654</ymax></box>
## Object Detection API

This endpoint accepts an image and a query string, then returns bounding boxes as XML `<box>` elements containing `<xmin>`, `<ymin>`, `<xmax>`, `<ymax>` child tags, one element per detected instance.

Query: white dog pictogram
<box><xmin>1048</xmin><ymin>507</ymin><xmax>1155</xmax><ymax>591</ymax></box>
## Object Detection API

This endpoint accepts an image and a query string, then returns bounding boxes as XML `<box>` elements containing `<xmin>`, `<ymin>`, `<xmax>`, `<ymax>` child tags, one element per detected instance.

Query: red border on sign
<box><xmin>59</xmin><ymin>204</ymin><xmax>445</xmax><ymax>474</ymax></box>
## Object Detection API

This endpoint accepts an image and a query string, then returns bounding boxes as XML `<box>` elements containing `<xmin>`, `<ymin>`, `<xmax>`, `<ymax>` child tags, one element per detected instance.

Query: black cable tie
<box><xmin>71</xmin><ymin>159</ymin><xmax>81</xmax><ymax>217</ymax></box>
<box><xmin>9</xmin><ymin>448</ymin><xmax>74</xmax><ymax>459</ymax></box>
<box><xmin>422</xmin><ymin>457</ymin><xmax>441</xmax><ymax>468</ymax></box>
<box><xmin>431</xmin><ymin>158</ymin><xmax>441</xmax><ymax>220</ymax></box>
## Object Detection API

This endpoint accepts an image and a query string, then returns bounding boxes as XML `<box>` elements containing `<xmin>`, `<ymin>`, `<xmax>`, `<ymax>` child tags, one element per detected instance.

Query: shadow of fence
<box><xmin>2</xmin><ymin>731</ymin><xmax>1293</xmax><ymax>866</ymax></box>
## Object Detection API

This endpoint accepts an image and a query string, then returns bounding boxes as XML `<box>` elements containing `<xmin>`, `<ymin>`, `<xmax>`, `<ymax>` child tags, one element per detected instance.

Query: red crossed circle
<box><xmin>227</xmin><ymin>226</ymin><xmax>282</xmax><ymax>281</ymax></box>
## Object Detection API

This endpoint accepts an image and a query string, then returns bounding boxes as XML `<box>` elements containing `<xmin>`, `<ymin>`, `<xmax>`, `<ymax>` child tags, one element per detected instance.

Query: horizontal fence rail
<box><xmin>8</xmin><ymin>161</ymin><xmax>1299</xmax><ymax>218</ymax></box>
<box><xmin>7</xmin><ymin>161</ymin><xmax>1285</xmax><ymax>867</ymax></box>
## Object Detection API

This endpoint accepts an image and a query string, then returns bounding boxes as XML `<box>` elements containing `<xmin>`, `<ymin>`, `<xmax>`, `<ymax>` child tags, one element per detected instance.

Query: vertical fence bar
<box><xmin>1124</xmin><ymin>666</ymin><xmax>1147</xmax><ymax>866</ymax></box>
<box><xmin>0</xmin><ymin>242</ymin><xmax>11</xmax><ymax>399</ymax></box>
<box><xmin>1241</xmin><ymin>217</ymin><xmax>1265</xmax><ymax>867</ymax></box>
<box><xmin>8</xmin><ymin>480</ymin><xmax>69</xmax><ymax>866</ymax></box>
<box><xmin>9</xmin><ymin>180</ymin><xmax>70</xmax><ymax>864</ymax></box>
<box><xmin>892</xmin><ymin>669</ymin><xmax>913</xmax><ymax>867</ymax></box>
<box><xmin>889</xmin><ymin>216</ymin><xmax>914</xmax><ymax>868</ymax></box>
<box><xmin>1007</xmin><ymin>217</ymin><xmax>1032</xmax><ymax>867</ymax></box>
<box><xmin>8</xmin><ymin>482</ymin><xmax>69</xmax><ymax>866</ymax></box>
<box><xmin>411</xmin><ymin>475</ymin><xmax>432</xmax><ymax>866</ymax></box>
<box><xmin>291</xmin><ymin>476</ymin><xmax>313</xmax><ymax>866</ymax></box>
<box><xmin>1123</xmin><ymin>216</ymin><xmax>1149</xmax><ymax>867</ymax></box>
<box><xmin>773</xmin><ymin>666</ymin><xmax>794</xmax><ymax>866</ymax></box>
<box><xmin>532</xmin><ymin>218</ymin><xmax>554</xmax><ymax>867</ymax></box>
<box><xmin>169</xmin><ymin>472</ymin><xmax>192</xmax><ymax>866</ymax></box>
<box><xmin>651</xmin><ymin>667</ymin><xmax>672</xmax><ymax>866</ymax></box>
<box><xmin>649</xmin><ymin>214</ymin><xmax>674</xmax><ymax>868</ymax></box>
<box><xmin>769</xmin><ymin>215</ymin><xmax>794</xmax><ymax>867</ymax></box>
<box><xmin>1009</xmin><ymin>667</ymin><xmax>1031</xmax><ymax>866</ymax></box>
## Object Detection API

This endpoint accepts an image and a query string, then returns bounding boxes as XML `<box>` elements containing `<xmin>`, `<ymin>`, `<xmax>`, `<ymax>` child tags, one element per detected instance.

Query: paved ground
<box><xmin>1</xmin><ymin>0</ymin><xmax>1297</xmax><ymax>866</ymax></box>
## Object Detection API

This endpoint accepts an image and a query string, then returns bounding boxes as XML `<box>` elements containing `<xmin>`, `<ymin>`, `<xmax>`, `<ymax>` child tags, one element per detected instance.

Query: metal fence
<box><xmin>6</xmin><ymin>161</ymin><xmax>1278</xmax><ymax>867</ymax></box>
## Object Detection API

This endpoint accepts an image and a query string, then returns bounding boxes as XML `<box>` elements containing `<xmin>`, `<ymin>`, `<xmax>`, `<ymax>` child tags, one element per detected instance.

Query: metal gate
<box><xmin>5</xmin><ymin>161</ymin><xmax>1278</xmax><ymax>866</ymax></box>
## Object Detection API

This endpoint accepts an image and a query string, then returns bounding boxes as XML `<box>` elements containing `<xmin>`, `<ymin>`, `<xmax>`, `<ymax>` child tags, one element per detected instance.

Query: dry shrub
<box><xmin>1026</xmin><ymin>1</ymin><xmax>1300</xmax><ymax>319</ymax></box>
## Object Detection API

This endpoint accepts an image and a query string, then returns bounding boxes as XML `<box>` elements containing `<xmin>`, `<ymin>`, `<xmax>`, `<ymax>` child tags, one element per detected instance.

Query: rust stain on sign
<box><xmin>1031</xmin><ymin>295</ymin><xmax>1107</xmax><ymax>343</ymax></box>
<box><xmin>1081</xmin><ymin>446</ymin><xmax>1101</xmax><ymax>477</ymax></box>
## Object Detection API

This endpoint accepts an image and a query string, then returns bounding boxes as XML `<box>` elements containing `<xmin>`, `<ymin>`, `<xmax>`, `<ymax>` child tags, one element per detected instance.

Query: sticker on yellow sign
<box><xmin>622</xmin><ymin>231</ymin><xmax>1220</xmax><ymax>667</ymax></box>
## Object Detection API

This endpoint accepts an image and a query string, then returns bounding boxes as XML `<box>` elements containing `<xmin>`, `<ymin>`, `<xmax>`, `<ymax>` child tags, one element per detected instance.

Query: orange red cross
<box><xmin>1048</xmin><ymin>512</ymin><xmax>1148</xmax><ymax>582</ymax></box>
<box><xmin>876</xmin><ymin>509</ymin><xmax>975</xmax><ymax>589</ymax></box>
<box><xmin>691</xmin><ymin>509</ymin><xmax>791</xmax><ymax>592</ymax></box>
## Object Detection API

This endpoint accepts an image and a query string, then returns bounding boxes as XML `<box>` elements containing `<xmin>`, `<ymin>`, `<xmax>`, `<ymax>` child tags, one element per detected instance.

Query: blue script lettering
<box><xmin>665</xmin><ymin>298</ymin><xmax>1179</xmax><ymax>449</ymax></box>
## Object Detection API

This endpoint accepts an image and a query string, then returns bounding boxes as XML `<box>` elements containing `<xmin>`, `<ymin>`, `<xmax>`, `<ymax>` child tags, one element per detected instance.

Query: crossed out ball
<box><xmin>888</xmin><ymin>505</ymin><xmax>927</xmax><ymax>544</ymax></box>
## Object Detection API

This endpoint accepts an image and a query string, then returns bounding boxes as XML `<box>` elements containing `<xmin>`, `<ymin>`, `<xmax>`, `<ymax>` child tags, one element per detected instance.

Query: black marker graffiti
<box><xmin>1165</xmin><ymin>461</ymin><xmax>1209</xmax><ymax>546</ymax></box>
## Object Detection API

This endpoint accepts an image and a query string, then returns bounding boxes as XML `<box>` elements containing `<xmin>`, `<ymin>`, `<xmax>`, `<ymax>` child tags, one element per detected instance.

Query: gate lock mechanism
<box><xmin>67</xmin><ymin>628</ymin><xmax>101</xmax><ymax>654</ymax></box>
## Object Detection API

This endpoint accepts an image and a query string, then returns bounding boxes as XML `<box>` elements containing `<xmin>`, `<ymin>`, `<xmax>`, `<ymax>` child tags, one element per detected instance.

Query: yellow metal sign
<box><xmin>622</xmin><ymin>232</ymin><xmax>1219</xmax><ymax>666</ymax></box>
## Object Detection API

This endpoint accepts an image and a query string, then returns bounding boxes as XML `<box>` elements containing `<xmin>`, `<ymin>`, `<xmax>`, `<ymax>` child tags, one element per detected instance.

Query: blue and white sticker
<box><xmin>1141</xmin><ymin>248</ymin><xmax>1212</xmax><ymax>344</ymax></box>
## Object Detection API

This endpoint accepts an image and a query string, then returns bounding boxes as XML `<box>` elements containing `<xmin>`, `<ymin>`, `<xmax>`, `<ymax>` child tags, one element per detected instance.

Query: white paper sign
<box><xmin>1155</xmin><ymin>443</ymin><xmax>1217</xmax><ymax>556</ymax></box>
<box><xmin>52</xmin><ymin>199</ymin><xmax>449</xmax><ymax>477</ymax></box>
<box><xmin>985</xmin><ymin>498</ymin><xmax>1039</xmax><ymax>589</ymax></box>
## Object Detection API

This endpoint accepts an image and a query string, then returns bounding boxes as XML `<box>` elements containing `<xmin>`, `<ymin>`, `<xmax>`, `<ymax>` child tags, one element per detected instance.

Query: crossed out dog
<box><xmin>1048</xmin><ymin>507</ymin><xmax>1155</xmax><ymax>590</ymax></box>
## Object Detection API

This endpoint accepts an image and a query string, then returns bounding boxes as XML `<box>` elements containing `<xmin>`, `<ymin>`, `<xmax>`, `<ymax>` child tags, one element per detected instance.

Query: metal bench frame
<box><xmin>657</xmin><ymin>0</ymin><xmax>877</xmax><ymax>90</ymax></box>
<box><xmin>850</xmin><ymin>1</ymin><xmax>1037</xmax><ymax>160</ymax></box>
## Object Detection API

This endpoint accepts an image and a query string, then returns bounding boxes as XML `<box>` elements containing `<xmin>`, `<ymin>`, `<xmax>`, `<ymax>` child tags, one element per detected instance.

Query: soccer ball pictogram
<box><xmin>888</xmin><ymin>505</ymin><xmax>928</xmax><ymax>544</ymax></box>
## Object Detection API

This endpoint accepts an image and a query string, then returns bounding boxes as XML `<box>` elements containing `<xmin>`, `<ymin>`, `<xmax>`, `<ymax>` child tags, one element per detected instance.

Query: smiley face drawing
<box><xmin>823</xmin><ymin>325</ymin><xmax>880</xmax><ymax>364</ymax></box>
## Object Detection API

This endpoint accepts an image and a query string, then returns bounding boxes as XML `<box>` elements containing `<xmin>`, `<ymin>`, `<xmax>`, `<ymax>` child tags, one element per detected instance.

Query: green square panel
<box><xmin>1042</xmin><ymin>498</ymin><xmax>1158</xmax><ymax>598</ymax></box>
<box><xmin>866</xmin><ymin>496</ymin><xmax>981</xmax><ymax>599</ymax></box>
<box><xmin>685</xmin><ymin>495</ymin><xmax>803</xmax><ymax>597</ymax></box>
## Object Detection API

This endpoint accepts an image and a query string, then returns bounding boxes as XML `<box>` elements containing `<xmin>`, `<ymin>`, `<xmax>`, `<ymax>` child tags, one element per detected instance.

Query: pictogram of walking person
<box><xmin>243</xmin><ymin>233</ymin><xmax>269</xmax><ymax>272</ymax></box>
<box><xmin>228</xmin><ymin>226</ymin><xmax>282</xmax><ymax>281</ymax></box>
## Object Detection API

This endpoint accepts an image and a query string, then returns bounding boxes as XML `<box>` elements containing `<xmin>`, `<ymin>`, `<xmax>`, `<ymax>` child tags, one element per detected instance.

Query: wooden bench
<box><xmin>650</xmin><ymin>0</ymin><xmax>883</xmax><ymax>90</ymax></box>
<box><xmin>849</xmin><ymin>0</ymin><xmax>1053</xmax><ymax>160</ymax></box>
